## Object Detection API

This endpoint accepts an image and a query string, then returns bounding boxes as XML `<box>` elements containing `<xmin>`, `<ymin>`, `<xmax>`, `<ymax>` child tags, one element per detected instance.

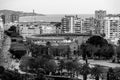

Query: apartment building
<box><xmin>61</xmin><ymin>15</ymin><xmax>74</xmax><ymax>33</ymax></box>
<box><xmin>0</xmin><ymin>17</ymin><xmax>4</xmax><ymax>42</ymax></box>
<box><xmin>95</xmin><ymin>10</ymin><xmax>106</xmax><ymax>34</ymax></box>
<box><xmin>61</xmin><ymin>15</ymin><xmax>83</xmax><ymax>33</ymax></box>
<box><xmin>82</xmin><ymin>17</ymin><xmax>96</xmax><ymax>34</ymax></box>
<box><xmin>104</xmin><ymin>15</ymin><xmax>120</xmax><ymax>40</ymax></box>
<box><xmin>74</xmin><ymin>18</ymin><xmax>83</xmax><ymax>33</ymax></box>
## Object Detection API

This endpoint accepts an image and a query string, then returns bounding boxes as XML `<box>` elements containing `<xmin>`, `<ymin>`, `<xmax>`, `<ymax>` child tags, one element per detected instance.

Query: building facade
<box><xmin>82</xmin><ymin>17</ymin><xmax>96</xmax><ymax>34</ymax></box>
<box><xmin>0</xmin><ymin>17</ymin><xmax>4</xmax><ymax>48</ymax></box>
<box><xmin>95</xmin><ymin>10</ymin><xmax>106</xmax><ymax>34</ymax></box>
<box><xmin>61</xmin><ymin>15</ymin><xmax>83</xmax><ymax>33</ymax></box>
<box><xmin>104</xmin><ymin>15</ymin><xmax>120</xmax><ymax>40</ymax></box>
<box><xmin>0</xmin><ymin>13</ymin><xmax>19</xmax><ymax>24</ymax></box>
<box><xmin>95</xmin><ymin>10</ymin><xmax>106</xmax><ymax>20</ymax></box>
<box><xmin>41</xmin><ymin>25</ymin><xmax>56</xmax><ymax>34</ymax></box>
<box><xmin>74</xmin><ymin>18</ymin><xmax>83</xmax><ymax>33</ymax></box>
<box><xmin>61</xmin><ymin>15</ymin><xmax>75</xmax><ymax>33</ymax></box>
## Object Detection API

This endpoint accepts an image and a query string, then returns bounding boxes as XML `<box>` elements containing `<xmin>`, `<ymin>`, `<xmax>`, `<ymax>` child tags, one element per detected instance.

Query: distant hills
<box><xmin>0</xmin><ymin>9</ymin><xmax>94</xmax><ymax>22</ymax></box>
<box><xmin>0</xmin><ymin>9</ymin><xmax>44</xmax><ymax>16</ymax></box>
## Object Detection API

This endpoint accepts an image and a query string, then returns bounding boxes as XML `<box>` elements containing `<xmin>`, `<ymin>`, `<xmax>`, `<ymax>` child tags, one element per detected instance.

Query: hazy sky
<box><xmin>0</xmin><ymin>0</ymin><xmax>120</xmax><ymax>14</ymax></box>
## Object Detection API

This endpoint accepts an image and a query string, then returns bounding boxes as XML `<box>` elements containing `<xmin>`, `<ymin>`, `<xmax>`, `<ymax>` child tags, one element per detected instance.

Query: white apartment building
<box><xmin>74</xmin><ymin>18</ymin><xmax>83</xmax><ymax>33</ymax></box>
<box><xmin>62</xmin><ymin>15</ymin><xmax>83</xmax><ymax>33</ymax></box>
<box><xmin>61</xmin><ymin>15</ymin><xmax>74</xmax><ymax>33</ymax></box>
<box><xmin>41</xmin><ymin>25</ymin><xmax>56</xmax><ymax>34</ymax></box>
<box><xmin>0</xmin><ymin>17</ymin><xmax>4</xmax><ymax>40</ymax></box>
<box><xmin>104</xmin><ymin>15</ymin><xmax>120</xmax><ymax>40</ymax></box>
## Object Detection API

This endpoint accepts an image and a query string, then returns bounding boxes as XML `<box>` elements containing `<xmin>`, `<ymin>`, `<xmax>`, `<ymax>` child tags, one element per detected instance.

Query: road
<box><xmin>0</xmin><ymin>36</ymin><xmax>12</xmax><ymax>69</ymax></box>
<box><xmin>79</xmin><ymin>59</ymin><xmax>120</xmax><ymax>68</ymax></box>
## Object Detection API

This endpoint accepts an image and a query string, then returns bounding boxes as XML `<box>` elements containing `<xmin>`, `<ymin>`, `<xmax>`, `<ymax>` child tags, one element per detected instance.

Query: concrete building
<box><xmin>74</xmin><ymin>18</ymin><xmax>83</xmax><ymax>33</ymax></box>
<box><xmin>10</xmin><ymin>14</ymin><xmax>19</xmax><ymax>22</ymax></box>
<box><xmin>95</xmin><ymin>10</ymin><xmax>106</xmax><ymax>34</ymax></box>
<box><xmin>41</xmin><ymin>25</ymin><xmax>56</xmax><ymax>34</ymax></box>
<box><xmin>95</xmin><ymin>10</ymin><xmax>106</xmax><ymax>20</ymax></box>
<box><xmin>82</xmin><ymin>17</ymin><xmax>96</xmax><ymax>34</ymax></box>
<box><xmin>61</xmin><ymin>15</ymin><xmax>75</xmax><ymax>33</ymax></box>
<box><xmin>61</xmin><ymin>15</ymin><xmax>83</xmax><ymax>33</ymax></box>
<box><xmin>0</xmin><ymin>17</ymin><xmax>4</xmax><ymax>48</ymax></box>
<box><xmin>104</xmin><ymin>15</ymin><xmax>120</xmax><ymax>40</ymax></box>
<box><xmin>0</xmin><ymin>13</ymin><xmax>19</xmax><ymax>24</ymax></box>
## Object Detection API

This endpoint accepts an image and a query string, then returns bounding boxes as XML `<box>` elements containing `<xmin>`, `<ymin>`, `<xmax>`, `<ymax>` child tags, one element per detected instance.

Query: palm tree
<box><xmin>91</xmin><ymin>65</ymin><xmax>103</xmax><ymax>80</ymax></box>
<box><xmin>79</xmin><ymin>63</ymin><xmax>91</xmax><ymax>80</ymax></box>
<box><xmin>107</xmin><ymin>68</ymin><xmax>116</xmax><ymax>80</ymax></box>
<box><xmin>65</xmin><ymin>60</ymin><xmax>74</xmax><ymax>77</ymax></box>
<box><xmin>58</xmin><ymin>59</ymin><xmax>65</xmax><ymax>75</ymax></box>
<box><xmin>44</xmin><ymin>60</ymin><xmax>57</xmax><ymax>75</ymax></box>
<box><xmin>113</xmin><ymin>67</ymin><xmax>120</xmax><ymax>80</ymax></box>
<box><xmin>80</xmin><ymin>43</ymin><xmax>88</xmax><ymax>63</ymax></box>
<box><xmin>35</xmin><ymin>68</ymin><xmax>46</xmax><ymax>80</ymax></box>
<box><xmin>73</xmin><ymin>60</ymin><xmax>82</xmax><ymax>78</ymax></box>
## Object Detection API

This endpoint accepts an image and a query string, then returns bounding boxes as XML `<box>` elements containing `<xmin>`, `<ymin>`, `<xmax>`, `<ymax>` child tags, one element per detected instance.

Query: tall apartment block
<box><xmin>95</xmin><ymin>10</ymin><xmax>106</xmax><ymax>34</ymax></box>
<box><xmin>61</xmin><ymin>15</ymin><xmax>83</xmax><ymax>33</ymax></box>
<box><xmin>0</xmin><ymin>13</ymin><xmax>19</xmax><ymax>24</ymax></box>
<box><xmin>104</xmin><ymin>15</ymin><xmax>120</xmax><ymax>40</ymax></box>
<box><xmin>0</xmin><ymin>17</ymin><xmax>4</xmax><ymax>40</ymax></box>
<box><xmin>61</xmin><ymin>15</ymin><xmax>74</xmax><ymax>33</ymax></box>
<box><xmin>82</xmin><ymin>17</ymin><xmax>96</xmax><ymax>34</ymax></box>
<box><xmin>74</xmin><ymin>18</ymin><xmax>83</xmax><ymax>33</ymax></box>
<box><xmin>95</xmin><ymin>10</ymin><xmax>106</xmax><ymax>20</ymax></box>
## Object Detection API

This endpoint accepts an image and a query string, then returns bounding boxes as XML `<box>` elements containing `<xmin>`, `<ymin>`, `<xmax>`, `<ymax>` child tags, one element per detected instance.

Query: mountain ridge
<box><xmin>0</xmin><ymin>9</ymin><xmax>44</xmax><ymax>16</ymax></box>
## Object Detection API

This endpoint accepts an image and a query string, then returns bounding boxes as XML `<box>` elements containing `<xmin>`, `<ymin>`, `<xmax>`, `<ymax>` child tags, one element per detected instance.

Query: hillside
<box><xmin>0</xmin><ymin>9</ymin><xmax>44</xmax><ymax>16</ymax></box>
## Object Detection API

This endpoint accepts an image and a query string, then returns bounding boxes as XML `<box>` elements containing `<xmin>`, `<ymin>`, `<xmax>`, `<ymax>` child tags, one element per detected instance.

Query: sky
<box><xmin>0</xmin><ymin>0</ymin><xmax>120</xmax><ymax>14</ymax></box>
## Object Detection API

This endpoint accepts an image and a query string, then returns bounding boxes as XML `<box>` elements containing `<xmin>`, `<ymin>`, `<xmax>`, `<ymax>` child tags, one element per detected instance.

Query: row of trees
<box><xmin>25</xmin><ymin>40</ymin><xmax>72</xmax><ymax>58</ymax></box>
<box><xmin>19</xmin><ymin>55</ymin><xmax>120</xmax><ymax>80</ymax></box>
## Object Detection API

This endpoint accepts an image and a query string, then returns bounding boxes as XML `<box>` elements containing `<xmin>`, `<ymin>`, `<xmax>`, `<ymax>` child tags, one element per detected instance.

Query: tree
<box><xmin>65</xmin><ymin>60</ymin><xmax>80</xmax><ymax>78</ymax></box>
<box><xmin>8</xmin><ymin>25</ymin><xmax>16</xmax><ymax>32</ymax></box>
<box><xmin>79</xmin><ymin>63</ymin><xmax>91</xmax><ymax>80</ymax></box>
<box><xmin>0</xmin><ymin>66</ymin><xmax>5</xmax><ymax>74</ymax></box>
<box><xmin>86</xmin><ymin>36</ymin><xmax>108</xmax><ymax>47</ymax></box>
<box><xmin>94</xmin><ymin>44</ymin><xmax>114</xmax><ymax>59</ymax></box>
<box><xmin>58</xmin><ymin>59</ymin><xmax>65</xmax><ymax>75</ymax></box>
<box><xmin>9</xmin><ymin>43</ymin><xmax>27</xmax><ymax>59</ymax></box>
<box><xmin>19</xmin><ymin>55</ymin><xmax>35</xmax><ymax>72</ymax></box>
<box><xmin>65</xmin><ymin>60</ymin><xmax>74</xmax><ymax>74</ymax></box>
<box><xmin>101</xmin><ymin>44</ymin><xmax>114</xmax><ymax>59</ymax></box>
<box><xmin>107</xmin><ymin>68</ymin><xmax>116</xmax><ymax>80</ymax></box>
<box><xmin>80</xmin><ymin>43</ymin><xmax>90</xmax><ymax>63</ymax></box>
<box><xmin>35</xmin><ymin>56</ymin><xmax>50</xmax><ymax>69</ymax></box>
<box><xmin>80</xmin><ymin>43</ymin><xmax>88</xmax><ymax>60</ymax></box>
<box><xmin>91</xmin><ymin>65</ymin><xmax>104</xmax><ymax>80</ymax></box>
<box><xmin>44</xmin><ymin>60</ymin><xmax>57</xmax><ymax>75</ymax></box>
<box><xmin>113</xmin><ymin>67</ymin><xmax>120</xmax><ymax>80</ymax></box>
<box><xmin>116</xmin><ymin>45</ymin><xmax>120</xmax><ymax>62</ymax></box>
<box><xmin>35</xmin><ymin>68</ymin><xmax>46</xmax><ymax>80</ymax></box>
